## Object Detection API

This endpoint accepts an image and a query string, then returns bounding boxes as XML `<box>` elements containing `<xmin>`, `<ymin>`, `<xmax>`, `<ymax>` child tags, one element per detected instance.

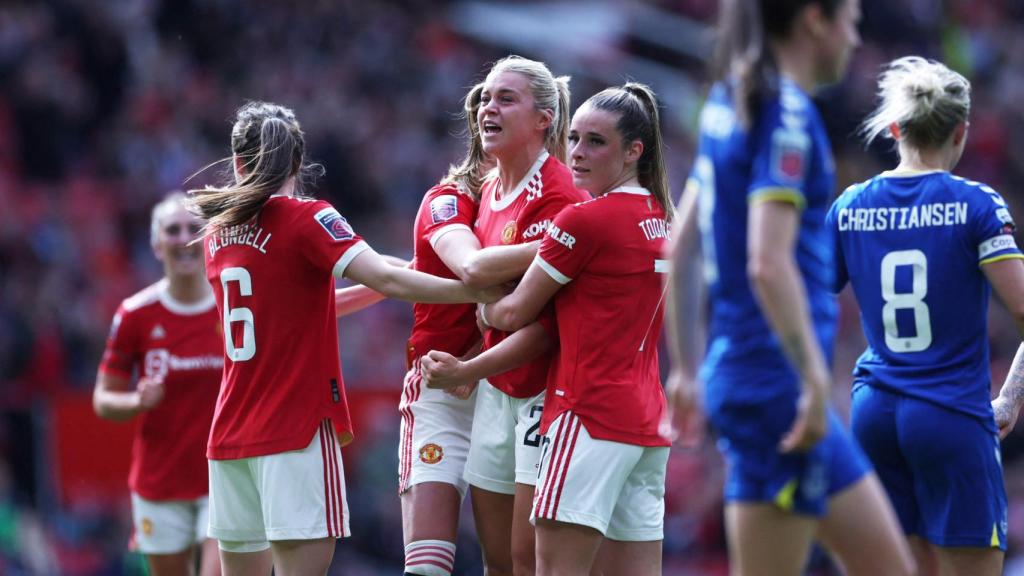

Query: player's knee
<box><xmin>404</xmin><ymin>539</ymin><xmax>456</xmax><ymax>576</ymax></box>
<box><xmin>511</xmin><ymin>542</ymin><xmax>536</xmax><ymax>576</ymax></box>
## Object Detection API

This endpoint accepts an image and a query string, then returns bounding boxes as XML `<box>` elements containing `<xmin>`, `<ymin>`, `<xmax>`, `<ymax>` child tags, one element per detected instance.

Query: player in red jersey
<box><xmin>468</xmin><ymin>83</ymin><xmax>675</xmax><ymax>575</ymax></box>
<box><xmin>461</xmin><ymin>56</ymin><xmax>589</xmax><ymax>576</ymax></box>
<box><xmin>187</xmin><ymin>102</ymin><xmax>497</xmax><ymax>576</ymax></box>
<box><xmin>94</xmin><ymin>193</ymin><xmax>223</xmax><ymax>576</ymax></box>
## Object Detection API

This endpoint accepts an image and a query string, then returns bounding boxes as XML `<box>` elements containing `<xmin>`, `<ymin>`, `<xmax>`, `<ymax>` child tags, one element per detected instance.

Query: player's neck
<box><xmin>772</xmin><ymin>40</ymin><xmax>816</xmax><ymax>95</ymax></box>
<box><xmin>495</xmin><ymin>143</ymin><xmax>544</xmax><ymax>199</ymax></box>
<box><xmin>896</xmin><ymin>144</ymin><xmax>954</xmax><ymax>173</ymax></box>
<box><xmin>166</xmin><ymin>274</ymin><xmax>212</xmax><ymax>304</ymax></box>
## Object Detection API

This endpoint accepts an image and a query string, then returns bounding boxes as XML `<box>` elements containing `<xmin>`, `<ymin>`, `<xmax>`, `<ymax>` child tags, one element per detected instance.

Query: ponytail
<box><xmin>188</xmin><ymin>102</ymin><xmax>311</xmax><ymax>233</ymax></box>
<box><xmin>547</xmin><ymin>76</ymin><xmax>572</xmax><ymax>164</ymax></box>
<box><xmin>623</xmin><ymin>83</ymin><xmax>673</xmax><ymax>222</ymax></box>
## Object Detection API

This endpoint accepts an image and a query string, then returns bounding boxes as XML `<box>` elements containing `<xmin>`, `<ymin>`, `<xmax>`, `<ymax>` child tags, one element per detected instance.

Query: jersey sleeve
<box><xmin>536</xmin><ymin>203</ymin><xmax>599</xmax><ymax>285</ymax></box>
<box><xmin>99</xmin><ymin>306</ymin><xmax>137</xmax><ymax>378</ymax></box>
<box><xmin>825</xmin><ymin>196</ymin><xmax>849</xmax><ymax>293</ymax></box>
<box><xmin>968</xmin><ymin>184</ymin><xmax>1024</xmax><ymax>266</ymax></box>
<box><xmin>299</xmin><ymin>200</ymin><xmax>370</xmax><ymax>277</ymax></box>
<box><xmin>423</xmin><ymin>189</ymin><xmax>477</xmax><ymax>248</ymax></box>
<box><xmin>748</xmin><ymin>92</ymin><xmax>812</xmax><ymax>209</ymax></box>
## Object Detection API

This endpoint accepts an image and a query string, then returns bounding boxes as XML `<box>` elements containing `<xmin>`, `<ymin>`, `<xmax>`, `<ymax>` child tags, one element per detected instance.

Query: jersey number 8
<box><xmin>221</xmin><ymin>267</ymin><xmax>256</xmax><ymax>362</ymax></box>
<box><xmin>880</xmin><ymin>250</ymin><xmax>932</xmax><ymax>353</ymax></box>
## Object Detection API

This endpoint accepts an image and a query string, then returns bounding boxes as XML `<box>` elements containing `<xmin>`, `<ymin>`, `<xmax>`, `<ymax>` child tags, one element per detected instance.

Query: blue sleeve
<box><xmin>747</xmin><ymin>92</ymin><xmax>812</xmax><ymax>209</ymax></box>
<box><xmin>966</xmin><ymin>182</ymin><xmax>1024</xmax><ymax>266</ymax></box>
<box><xmin>825</xmin><ymin>198</ymin><xmax>848</xmax><ymax>293</ymax></box>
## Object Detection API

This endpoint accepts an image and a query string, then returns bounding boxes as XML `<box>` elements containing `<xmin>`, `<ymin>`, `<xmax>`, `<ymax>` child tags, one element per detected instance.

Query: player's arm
<box><xmin>341</xmin><ymin>246</ymin><xmax>500</xmax><ymax>304</ymax></box>
<box><xmin>664</xmin><ymin>182</ymin><xmax>705</xmax><ymax>445</ymax></box>
<box><xmin>983</xmin><ymin>257</ymin><xmax>1024</xmax><ymax>438</ymax></box>
<box><xmin>421</xmin><ymin>322</ymin><xmax>552</xmax><ymax>390</ymax></box>
<box><xmin>459</xmin><ymin>241</ymin><xmax>540</xmax><ymax>288</ymax></box>
<box><xmin>93</xmin><ymin>371</ymin><xmax>164</xmax><ymax>421</ymax></box>
<box><xmin>333</xmin><ymin>255</ymin><xmax>411</xmax><ymax>317</ymax></box>
<box><xmin>748</xmin><ymin>199</ymin><xmax>830</xmax><ymax>452</ymax></box>
<box><xmin>479</xmin><ymin>261</ymin><xmax>561</xmax><ymax>332</ymax></box>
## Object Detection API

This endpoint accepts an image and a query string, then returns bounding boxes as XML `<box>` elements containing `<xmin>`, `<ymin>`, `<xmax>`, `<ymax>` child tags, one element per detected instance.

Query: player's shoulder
<box><xmin>945</xmin><ymin>174</ymin><xmax>1006</xmax><ymax>204</ymax></box>
<box><xmin>759</xmin><ymin>79</ymin><xmax>817</xmax><ymax>133</ymax></box>
<box><xmin>121</xmin><ymin>279</ymin><xmax>167</xmax><ymax>314</ymax></box>
<box><xmin>832</xmin><ymin>179</ymin><xmax>873</xmax><ymax>211</ymax></box>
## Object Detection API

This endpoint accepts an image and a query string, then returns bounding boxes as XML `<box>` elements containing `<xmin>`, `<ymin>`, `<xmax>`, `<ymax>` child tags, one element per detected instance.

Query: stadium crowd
<box><xmin>2</xmin><ymin>0</ymin><xmax>1024</xmax><ymax>573</ymax></box>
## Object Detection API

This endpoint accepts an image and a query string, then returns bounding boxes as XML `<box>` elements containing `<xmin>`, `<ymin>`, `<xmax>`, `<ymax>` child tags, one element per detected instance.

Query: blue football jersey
<box><xmin>692</xmin><ymin>79</ymin><xmax>838</xmax><ymax>407</ymax></box>
<box><xmin>828</xmin><ymin>171</ymin><xmax>1023</xmax><ymax>423</ymax></box>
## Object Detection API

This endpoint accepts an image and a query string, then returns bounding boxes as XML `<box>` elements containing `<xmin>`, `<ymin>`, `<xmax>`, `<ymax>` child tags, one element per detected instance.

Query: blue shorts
<box><xmin>709</xmin><ymin>393</ymin><xmax>871</xmax><ymax>517</ymax></box>
<box><xmin>851</xmin><ymin>383</ymin><xmax>1007</xmax><ymax>550</ymax></box>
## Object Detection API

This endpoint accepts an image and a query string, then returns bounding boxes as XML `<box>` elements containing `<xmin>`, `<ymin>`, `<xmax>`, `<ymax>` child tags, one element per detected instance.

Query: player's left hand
<box><xmin>993</xmin><ymin>395</ymin><xmax>1021</xmax><ymax>440</ymax></box>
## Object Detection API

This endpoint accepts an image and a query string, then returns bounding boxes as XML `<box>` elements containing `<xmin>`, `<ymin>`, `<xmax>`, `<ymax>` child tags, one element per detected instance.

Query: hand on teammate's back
<box><xmin>993</xmin><ymin>394</ymin><xmax>1022</xmax><ymax>440</ymax></box>
<box><xmin>662</xmin><ymin>368</ymin><xmax>704</xmax><ymax>448</ymax></box>
<box><xmin>779</xmin><ymin>383</ymin><xmax>827</xmax><ymax>453</ymax></box>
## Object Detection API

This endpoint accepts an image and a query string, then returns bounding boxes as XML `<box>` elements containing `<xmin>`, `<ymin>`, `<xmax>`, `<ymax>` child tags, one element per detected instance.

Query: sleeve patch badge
<box><xmin>429</xmin><ymin>195</ymin><xmax>459</xmax><ymax>224</ymax></box>
<box><xmin>770</xmin><ymin>128</ymin><xmax>810</xmax><ymax>184</ymax></box>
<box><xmin>314</xmin><ymin>207</ymin><xmax>354</xmax><ymax>241</ymax></box>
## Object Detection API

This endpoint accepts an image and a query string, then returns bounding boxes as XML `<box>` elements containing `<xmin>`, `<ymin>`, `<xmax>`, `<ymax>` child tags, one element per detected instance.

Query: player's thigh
<box><xmin>198</xmin><ymin>538</ymin><xmax>222</xmax><ymax>576</ymax></box>
<box><xmin>511</xmin><ymin>482</ymin><xmax>538</xmax><ymax>573</ymax></box>
<box><xmin>219</xmin><ymin>547</ymin><xmax>272</xmax><ymax>576</ymax></box>
<box><xmin>936</xmin><ymin>546</ymin><xmax>1003</xmax><ymax>576</ymax></box>
<box><xmin>534</xmin><ymin>518</ymin><xmax>602</xmax><ymax>576</ymax></box>
<box><xmin>725</xmin><ymin>502</ymin><xmax>816</xmax><ymax>576</ymax></box>
<box><xmin>470</xmin><ymin>485</ymin><xmax>515</xmax><ymax>574</ymax></box>
<box><xmin>594</xmin><ymin>538</ymin><xmax>661</xmax><ymax>576</ymax></box>
<box><xmin>143</xmin><ymin>549</ymin><xmax>194</xmax><ymax>576</ymax></box>
<box><xmin>269</xmin><ymin>538</ymin><xmax>336</xmax><ymax>576</ymax></box>
<box><xmin>401</xmin><ymin>481</ymin><xmax>463</xmax><ymax>545</ymax></box>
<box><xmin>816</xmin><ymin>472</ymin><xmax>915</xmax><ymax>576</ymax></box>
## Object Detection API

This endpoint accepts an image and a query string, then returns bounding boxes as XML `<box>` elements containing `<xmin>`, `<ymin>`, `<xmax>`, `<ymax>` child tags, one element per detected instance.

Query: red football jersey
<box><xmin>474</xmin><ymin>151</ymin><xmax>589</xmax><ymax>398</ymax></box>
<box><xmin>408</xmin><ymin>183</ymin><xmax>479</xmax><ymax>362</ymax></box>
<box><xmin>204</xmin><ymin>195</ymin><xmax>367</xmax><ymax>460</ymax></box>
<box><xmin>99</xmin><ymin>280</ymin><xmax>222</xmax><ymax>500</ymax></box>
<box><xmin>536</xmin><ymin>187</ymin><xmax>671</xmax><ymax>447</ymax></box>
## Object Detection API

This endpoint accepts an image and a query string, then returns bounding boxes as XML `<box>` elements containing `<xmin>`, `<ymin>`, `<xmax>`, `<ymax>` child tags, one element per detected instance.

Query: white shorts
<box><xmin>464</xmin><ymin>379</ymin><xmax>545</xmax><ymax>494</ymax></box>
<box><xmin>531</xmin><ymin>411</ymin><xmax>669</xmax><ymax>542</ymax></box>
<box><xmin>130</xmin><ymin>494</ymin><xmax>209</xmax><ymax>554</ymax></box>
<box><xmin>208</xmin><ymin>419</ymin><xmax>349</xmax><ymax>546</ymax></box>
<box><xmin>399</xmin><ymin>360</ymin><xmax>476</xmax><ymax>497</ymax></box>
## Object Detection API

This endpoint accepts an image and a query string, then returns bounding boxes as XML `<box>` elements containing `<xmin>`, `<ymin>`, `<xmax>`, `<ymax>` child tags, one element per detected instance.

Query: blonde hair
<box><xmin>861</xmin><ymin>56</ymin><xmax>971</xmax><ymax>149</ymax></box>
<box><xmin>441</xmin><ymin>82</ymin><xmax>490</xmax><ymax>199</ymax></box>
<box><xmin>150</xmin><ymin>191</ymin><xmax>190</xmax><ymax>247</ymax></box>
<box><xmin>487</xmin><ymin>56</ymin><xmax>571</xmax><ymax>163</ymax></box>
<box><xmin>188</xmin><ymin>102</ymin><xmax>315</xmax><ymax>232</ymax></box>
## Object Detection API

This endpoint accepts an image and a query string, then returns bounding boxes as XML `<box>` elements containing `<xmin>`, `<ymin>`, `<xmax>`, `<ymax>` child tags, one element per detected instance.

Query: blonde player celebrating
<box><xmin>94</xmin><ymin>193</ymin><xmax>222</xmax><ymax>576</ymax></box>
<box><xmin>461</xmin><ymin>55</ymin><xmax>588</xmax><ymax>576</ymax></box>
<box><xmin>188</xmin><ymin>101</ymin><xmax>498</xmax><ymax>576</ymax></box>
<box><xmin>469</xmin><ymin>83</ymin><xmax>674</xmax><ymax>576</ymax></box>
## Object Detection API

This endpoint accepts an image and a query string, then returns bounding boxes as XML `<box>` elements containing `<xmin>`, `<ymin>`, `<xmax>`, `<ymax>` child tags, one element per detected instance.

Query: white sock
<box><xmin>404</xmin><ymin>539</ymin><xmax>456</xmax><ymax>576</ymax></box>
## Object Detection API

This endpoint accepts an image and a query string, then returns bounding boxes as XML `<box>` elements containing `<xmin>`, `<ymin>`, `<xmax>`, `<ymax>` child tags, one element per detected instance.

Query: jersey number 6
<box><xmin>221</xmin><ymin>267</ymin><xmax>256</xmax><ymax>362</ymax></box>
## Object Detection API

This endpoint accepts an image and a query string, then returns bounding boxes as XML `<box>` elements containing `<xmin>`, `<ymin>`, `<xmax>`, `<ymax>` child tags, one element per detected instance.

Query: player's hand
<box><xmin>779</xmin><ymin>381</ymin><xmax>827</xmax><ymax>453</ymax></box>
<box><xmin>661</xmin><ymin>367</ymin><xmax>704</xmax><ymax>448</ymax></box>
<box><xmin>422</xmin><ymin>350</ymin><xmax>469</xmax><ymax>390</ymax></box>
<box><xmin>136</xmin><ymin>376</ymin><xmax>166</xmax><ymax>412</ymax></box>
<box><xmin>993</xmin><ymin>395</ymin><xmax>1021</xmax><ymax>440</ymax></box>
<box><xmin>445</xmin><ymin>381</ymin><xmax>478</xmax><ymax>400</ymax></box>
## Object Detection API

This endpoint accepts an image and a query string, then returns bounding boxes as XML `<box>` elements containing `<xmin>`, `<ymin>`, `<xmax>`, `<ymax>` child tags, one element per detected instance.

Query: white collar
<box><xmin>879</xmin><ymin>169</ymin><xmax>946</xmax><ymax>179</ymax></box>
<box><xmin>159</xmin><ymin>280</ymin><xmax>216</xmax><ymax>315</ymax></box>
<box><xmin>491</xmin><ymin>150</ymin><xmax>550</xmax><ymax>211</ymax></box>
<box><xmin>607</xmin><ymin>185</ymin><xmax>651</xmax><ymax>196</ymax></box>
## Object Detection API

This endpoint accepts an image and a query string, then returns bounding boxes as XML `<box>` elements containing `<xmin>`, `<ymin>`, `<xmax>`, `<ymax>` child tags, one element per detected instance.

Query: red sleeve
<box><xmin>422</xmin><ymin>189</ymin><xmax>477</xmax><ymax>248</ymax></box>
<box><xmin>98</xmin><ymin>306</ymin><xmax>137</xmax><ymax>378</ymax></box>
<box><xmin>536</xmin><ymin>203</ymin><xmax>600</xmax><ymax>284</ymax></box>
<box><xmin>535</xmin><ymin>305</ymin><xmax>558</xmax><ymax>339</ymax></box>
<box><xmin>298</xmin><ymin>200</ymin><xmax>370</xmax><ymax>276</ymax></box>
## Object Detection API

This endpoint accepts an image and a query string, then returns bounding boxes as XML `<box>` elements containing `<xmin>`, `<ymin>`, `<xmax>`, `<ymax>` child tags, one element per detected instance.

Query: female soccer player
<box><xmin>831</xmin><ymin>56</ymin><xmax>1024</xmax><ymax>576</ymax></box>
<box><xmin>665</xmin><ymin>1</ymin><xmax>915</xmax><ymax>574</ymax></box>
<box><xmin>94</xmin><ymin>193</ymin><xmax>222</xmax><ymax>576</ymax></box>
<box><xmin>188</xmin><ymin>101</ymin><xmax>497</xmax><ymax>576</ymax></box>
<box><xmin>466</xmin><ymin>82</ymin><xmax>674</xmax><ymax>576</ymax></box>
<box><xmin>460</xmin><ymin>56</ymin><xmax>588</xmax><ymax>576</ymax></box>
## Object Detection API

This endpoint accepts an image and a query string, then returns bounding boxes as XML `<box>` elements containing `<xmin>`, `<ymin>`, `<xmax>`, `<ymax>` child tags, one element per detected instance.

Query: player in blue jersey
<box><xmin>664</xmin><ymin>1</ymin><xmax>915</xmax><ymax>574</ymax></box>
<box><xmin>829</xmin><ymin>56</ymin><xmax>1024</xmax><ymax>576</ymax></box>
